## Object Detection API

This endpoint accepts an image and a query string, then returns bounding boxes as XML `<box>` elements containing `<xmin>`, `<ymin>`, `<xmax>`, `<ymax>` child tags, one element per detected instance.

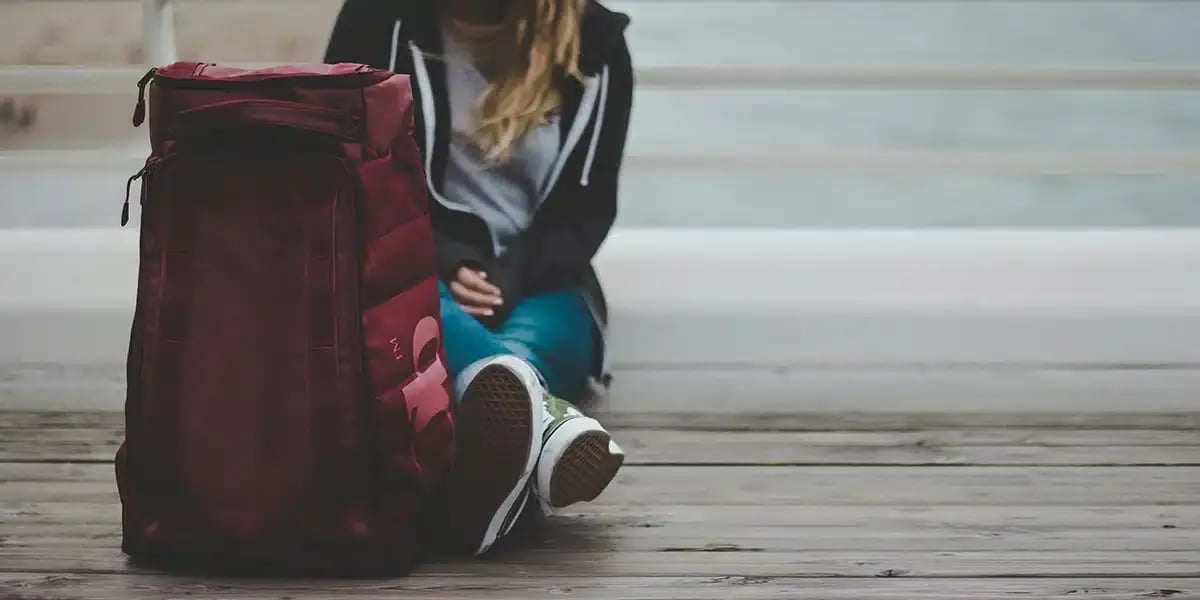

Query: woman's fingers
<box><xmin>451</xmin><ymin>268</ymin><xmax>503</xmax><ymax>318</ymax></box>
<box><xmin>450</xmin><ymin>280</ymin><xmax>501</xmax><ymax>309</ymax></box>
<box><xmin>458</xmin><ymin>303</ymin><xmax>495</xmax><ymax>317</ymax></box>
<box><xmin>457</xmin><ymin>267</ymin><xmax>502</xmax><ymax>297</ymax></box>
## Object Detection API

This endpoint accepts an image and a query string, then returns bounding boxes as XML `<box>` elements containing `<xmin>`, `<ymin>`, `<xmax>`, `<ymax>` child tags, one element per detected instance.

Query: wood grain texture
<box><xmin>8</xmin><ymin>410</ymin><xmax>1200</xmax><ymax>440</ymax></box>
<box><xmin>1</xmin><ymin>397</ymin><xmax>1196</xmax><ymax>598</ymax></box>
<box><xmin>2</xmin><ymin>439</ymin><xmax>1199</xmax><ymax>465</ymax></box>
<box><xmin>4</xmin><ymin>503</ymin><xmax>1194</xmax><ymax>529</ymax></box>
<box><xmin>615</xmin><ymin>431</ymin><xmax>1200</xmax><ymax>466</ymax></box>
<box><xmin>2</xmin><ymin>546</ymin><xmax>1198</xmax><ymax>578</ymax></box>
<box><xmin>3</xmin><ymin>464</ymin><xmax>1197</xmax><ymax>506</ymax></box>
<box><xmin>3</xmin><ymin>403</ymin><xmax>1197</xmax><ymax>429</ymax></box>
<box><xmin>2</xmin><ymin>573</ymin><xmax>1196</xmax><ymax>600</ymax></box>
<box><xmin>4</xmin><ymin>518</ymin><xmax>1197</xmax><ymax>552</ymax></box>
<box><xmin>3</xmin><ymin>502</ymin><xmax>1195</xmax><ymax>552</ymax></box>
<box><xmin>3</xmin><ymin>419</ymin><xmax>1199</xmax><ymax>465</ymax></box>
<box><xmin>4</xmin><ymin>410</ymin><xmax>1198</xmax><ymax>443</ymax></box>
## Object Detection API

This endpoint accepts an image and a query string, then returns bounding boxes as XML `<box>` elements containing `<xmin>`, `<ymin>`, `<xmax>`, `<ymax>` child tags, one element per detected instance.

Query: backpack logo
<box><xmin>390</xmin><ymin>337</ymin><xmax>403</xmax><ymax>361</ymax></box>
<box><xmin>400</xmin><ymin>316</ymin><xmax>450</xmax><ymax>431</ymax></box>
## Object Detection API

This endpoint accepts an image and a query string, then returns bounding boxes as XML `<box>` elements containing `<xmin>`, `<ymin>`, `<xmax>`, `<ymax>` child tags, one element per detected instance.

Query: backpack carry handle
<box><xmin>170</xmin><ymin>99</ymin><xmax>362</xmax><ymax>141</ymax></box>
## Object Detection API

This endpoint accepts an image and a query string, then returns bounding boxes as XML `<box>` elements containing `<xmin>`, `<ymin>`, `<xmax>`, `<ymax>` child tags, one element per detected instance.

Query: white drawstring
<box><xmin>388</xmin><ymin>19</ymin><xmax>402</xmax><ymax>71</ymax></box>
<box><xmin>409</xmin><ymin>43</ymin><xmax>437</xmax><ymax>192</ymax></box>
<box><xmin>541</xmin><ymin>72</ymin><xmax>600</xmax><ymax>203</ymax></box>
<box><xmin>579</xmin><ymin>66</ymin><xmax>609</xmax><ymax>187</ymax></box>
<box><xmin>410</xmin><ymin>42</ymin><xmax>479</xmax><ymax>219</ymax></box>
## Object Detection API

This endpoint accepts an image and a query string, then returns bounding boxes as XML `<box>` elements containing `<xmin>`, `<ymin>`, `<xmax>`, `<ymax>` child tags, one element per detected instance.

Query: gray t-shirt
<box><xmin>440</xmin><ymin>29</ymin><xmax>562</xmax><ymax>257</ymax></box>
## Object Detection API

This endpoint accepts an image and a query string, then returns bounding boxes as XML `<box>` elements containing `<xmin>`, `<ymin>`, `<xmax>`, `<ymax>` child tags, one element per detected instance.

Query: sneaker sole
<box><xmin>548</xmin><ymin>430</ymin><xmax>624</xmax><ymax>508</ymax></box>
<box><xmin>445</xmin><ymin>363</ymin><xmax>538</xmax><ymax>555</ymax></box>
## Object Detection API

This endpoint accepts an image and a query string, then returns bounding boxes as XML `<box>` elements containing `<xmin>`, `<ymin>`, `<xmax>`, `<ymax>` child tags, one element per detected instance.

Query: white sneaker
<box><xmin>444</xmin><ymin>355</ymin><xmax>546</xmax><ymax>555</ymax></box>
<box><xmin>534</xmin><ymin>392</ymin><xmax>624</xmax><ymax>514</ymax></box>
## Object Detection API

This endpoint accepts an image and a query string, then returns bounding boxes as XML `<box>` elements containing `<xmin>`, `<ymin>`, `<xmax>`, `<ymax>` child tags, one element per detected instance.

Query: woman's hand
<box><xmin>450</xmin><ymin>266</ymin><xmax>504</xmax><ymax>317</ymax></box>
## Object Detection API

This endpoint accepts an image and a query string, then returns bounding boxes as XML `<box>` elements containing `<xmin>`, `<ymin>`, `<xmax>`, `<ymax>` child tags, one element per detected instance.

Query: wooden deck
<box><xmin>1</xmin><ymin>368</ymin><xmax>1199</xmax><ymax>599</ymax></box>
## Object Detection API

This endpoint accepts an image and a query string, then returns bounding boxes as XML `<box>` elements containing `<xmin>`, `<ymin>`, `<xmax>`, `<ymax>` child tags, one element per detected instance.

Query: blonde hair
<box><xmin>447</xmin><ymin>0</ymin><xmax>586</xmax><ymax>163</ymax></box>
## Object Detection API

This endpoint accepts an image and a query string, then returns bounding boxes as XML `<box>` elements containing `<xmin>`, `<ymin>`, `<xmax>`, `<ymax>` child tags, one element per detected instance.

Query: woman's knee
<box><xmin>497</xmin><ymin>339</ymin><xmax>548</xmax><ymax>378</ymax></box>
<box><xmin>500</xmin><ymin>337</ymin><xmax>594</xmax><ymax>400</ymax></box>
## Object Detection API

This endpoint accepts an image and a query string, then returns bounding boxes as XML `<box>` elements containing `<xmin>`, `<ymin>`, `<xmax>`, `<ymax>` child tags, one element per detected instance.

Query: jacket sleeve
<box><xmin>486</xmin><ymin>41</ymin><xmax>634</xmax><ymax>312</ymax></box>
<box><xmin>435</xmin><ymin>228</ymin><xmax>492</xmax><ymax>284</ymax></box>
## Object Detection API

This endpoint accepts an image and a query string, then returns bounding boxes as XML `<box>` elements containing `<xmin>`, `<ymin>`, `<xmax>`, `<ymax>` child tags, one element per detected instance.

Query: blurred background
<box><xmin>2</xmin><ymin>5</ymin><xmax>1198</xmax><ymax>594</ymax></box>
<box><xmin>3</xmin><ymin>0</ymin><xmax>1200</xmax><ymax>227</ymax></box>
<box><xmin>1</xmin><ymin>0</ymin><xmax>1199</xmax><ymax>392</ymax></box>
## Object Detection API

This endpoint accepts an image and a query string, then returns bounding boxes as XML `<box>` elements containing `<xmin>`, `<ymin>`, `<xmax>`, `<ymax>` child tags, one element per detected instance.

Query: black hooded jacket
<box><xmin>325</xmin><ymin>0</ymin><xmax>633</xmax><ymax>384</ymax></box>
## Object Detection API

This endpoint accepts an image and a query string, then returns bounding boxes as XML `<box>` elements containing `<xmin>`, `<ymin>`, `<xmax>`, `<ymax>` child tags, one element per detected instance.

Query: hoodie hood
<box><xmin>578</xmin><ymin>1</ymin><xmax>632</xmax><ymax>76</ymax></box>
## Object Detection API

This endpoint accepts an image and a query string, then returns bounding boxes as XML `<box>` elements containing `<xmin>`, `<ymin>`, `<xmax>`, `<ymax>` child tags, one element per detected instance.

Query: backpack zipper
<box><xmin>122</xmin><ymin>156</ymin><xmax>162</xmax><ymax>227</ymax></box>
<box><xmin>132</xmin><ymin>68</ymin><xmax>156</xmax><ymax>127</ymax></box>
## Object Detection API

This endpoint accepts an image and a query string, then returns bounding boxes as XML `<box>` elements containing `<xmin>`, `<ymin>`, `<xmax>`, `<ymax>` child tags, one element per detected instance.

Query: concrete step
<box><xmin>3</xmin><ymin>227</ymin><xmax>1199</xmax><ymax>366</ymax></box>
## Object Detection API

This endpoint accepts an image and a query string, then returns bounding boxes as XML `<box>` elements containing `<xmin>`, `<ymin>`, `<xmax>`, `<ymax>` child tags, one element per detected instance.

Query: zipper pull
<box><xmin>122</xmin><ymin>157</ymin><xmax>161</xmax><ymax>226</ymax></box>
<box><xmin>132</xmin><ymin>68</ymin><xmax>156</xmax><ymax>127</ymax></box>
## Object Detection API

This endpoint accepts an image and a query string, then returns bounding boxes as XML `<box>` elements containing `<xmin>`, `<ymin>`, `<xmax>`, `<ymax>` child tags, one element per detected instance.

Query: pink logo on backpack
<box><xmin>401</xmin><ymin>316</ymin><xmax>450</xmax><ymax>431</ymax></box>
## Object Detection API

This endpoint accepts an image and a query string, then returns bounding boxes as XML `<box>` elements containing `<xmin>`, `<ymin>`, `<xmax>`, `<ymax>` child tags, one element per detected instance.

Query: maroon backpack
<box><xmin>114</xmin><ymin>62</ymin><xmax>455</xmax><ymax>576</ymax></box>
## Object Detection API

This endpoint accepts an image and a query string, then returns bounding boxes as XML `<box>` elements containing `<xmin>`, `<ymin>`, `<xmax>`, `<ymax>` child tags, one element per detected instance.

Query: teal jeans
<box><xmin>439</xmin><ymin>283</ymin><xmax>595</xmax><ymax>402</ymax></box>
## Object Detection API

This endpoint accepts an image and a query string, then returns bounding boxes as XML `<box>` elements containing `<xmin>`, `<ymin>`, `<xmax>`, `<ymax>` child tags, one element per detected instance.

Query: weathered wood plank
<box><xmin>617</xmin><ymin>432</ymin><xmax>1200</xmax><ymax>465</ymax></box>
<box><xmin>3</xmin><ymin>404</ymin><xmax>1198</xmax><ymax>430</ymax></box>
<box><xmin>1</xmin><ymin>442</ymin><xmax>1198</xmax><ymax>466</ymax></box>
<box><xmin>5</xmin><ymin>503</ymin><xmax>1193</xmax><ymax>530</ymax></box>
<box><xmin>12</xmin><ymin>425</ymin><xmax>1200</xmax><ymax>450</ymax></box>
<box><xmin>598</xmin><ymin>466</ymin><xmax>1200</xmax><ymax>506</ymax></box>
<box><xmin>0</xmin><ymin>443</ymin><xmax>1183</xmax><ymax>466</ymax></box>
<box><xmin>1</xmin><ymin>546</ymin><xmax>1197</xmax><ymax>578</ymax></box>
<box><xmin>2</xmin><ymin>464</ymin><xmax>1197</xmax><ymax>506</ymax></box>
<box><xmin>5</xmin><ymin>425</ymin><xmax>1200</xmax><ymax>449</ymax></box>
<box><xmin>5</xmin><ymin>411</ymin><xmax>1200</xmax><ymax>444</ymax></box>
<box><xmin>2</xmin><ymin>573</ymin><xmax>1196</xmax><ymax>600</ymax></box>
<box><xmin>4</xmin><ymin>425</ymin><xmax>1199</xmax><ymax>465</ymax></box>
<box><xmin>5</xmin><ymin>518</ymin><xmax>1196</xmax><ymax>553</ymax></box>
